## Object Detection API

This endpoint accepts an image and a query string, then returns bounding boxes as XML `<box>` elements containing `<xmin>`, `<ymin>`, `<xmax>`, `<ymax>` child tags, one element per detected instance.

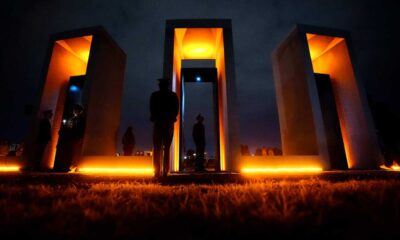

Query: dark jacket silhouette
<box><xmin>150</xmin><ymin>93</ymin><xmax>179</xmax><ymax>124</ymax></box>
<box><xmin>193</xmin><ymin>114</ymin><xmax>205</xmax><ymax>171</ymax></box>
<box><xmin>150</xmin><ymin>78</ymin><xmax>179</xmax><ymax>177</ymax></box>
<box><xmin>193</xmin><ymin>122</ymin><xmax>205</xmax><ymax>147</ymax></box>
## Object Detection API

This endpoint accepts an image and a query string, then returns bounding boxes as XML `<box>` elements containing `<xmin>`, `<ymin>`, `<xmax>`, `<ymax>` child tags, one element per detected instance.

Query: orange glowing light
<box><xmin>77</xmin><ymin>156</ymin><xmax>154</xmax><ymax>175</ymax></box>
<box><xmin>56</xmin><ymin>36</ymin><xmax>92</xmax><ymax>63</ymax></box>
<box><xmin>239</xmin><ymin>156</ymin><xmax>323</xmax><ymax>174</ymax></box>
<box><xmin>182</xmin><ymin>45</ymin><xmax>215</xmax><ymax>59</ymax></box>
<box><xmin>78</xmin><ymin>167</ymin><xmax>154</xmax><ymax>175</ymax></box>
<box><xmin>241</xmin><ymin>167</ymin><xmax>323</xmax><ymax>174</ymax></box>
<box><xmin>172</xmin><ymin>28</ymin><xmax>226</xmax><ymax>171</ymax></box>
<box><xmin>380</xmin><ymin>162</ymin><xmax>400</xmax><ymax>171</ymax></box>
<box><xmin>0</xmin><ymin>166</ymin><xmax>20</xmax><ymax>172</ymax></box>
<box><xmin>181</xmin><ymin>28</ymin><xmax>216</xmax><ymax>59</ymax></box>
<box><xmin>40</xmin><ymin>35</ymin><xmax>92</xmax><ymax>169</ymax></box>
<box><xmin>393</xmin><ymin>163</ymin><xmax>400</xmax><ymax>171</ymax></box>
<box><xmin>306</xmin><ymin>33</ymin><xmax>359</xmax><ymax>169</ymax></box>
<box><xmin>306</xmin><ymin>34</ymin><xmax>344</xmax><ymax>62</ymax></box>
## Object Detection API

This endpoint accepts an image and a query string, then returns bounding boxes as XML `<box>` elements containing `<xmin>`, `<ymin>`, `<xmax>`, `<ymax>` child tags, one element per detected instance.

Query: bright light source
<box><xmin>181</xmin><ymin>28</ymin><xmax>217</xmax><ymax>59</ymax></box>
<box><xmin>195</xmin><ymin>76</ymin><xmax>201</xmax><ymax>82</ymax></box>
<box><xmin>393</xmin><ymin>165</ymin><xmax>400</xmax><ymax>171</ymax></box>
<box><xmin>69</xmin><ymin>85</ymin><xmax>79</xmax><ymax>92</ymax></box>
<box><xmin>173</xmin><ymin>27</ymin><xmax>226</xmax><ymax>171</ymax></box>
<box><xmin>306</xmin><ymin>34</ymin><xmax>345</xmax><ymax>61</ymax></box>
<box><xmin>241</xmin><ymin>167</ymin><xmax>323</xmax><ymax>174</ymax></box>
<box><xmin>62</xmin><ymin>119</ymin><xmax>67</xmax><ymax>124</ymax></box>
<box><xmin>0</xmin><ymin>166</ymin><xmax>20</xmax><ymax>172</ymax></box>
<box><xmin>78</xmin><ymin>167</ymin><xmax>154</xmax><ymax>175</ymax></box>
<box><xmin>380</xmin><ymin>162</ymin><xmax>400</xmax><ymax>171</ymax></box>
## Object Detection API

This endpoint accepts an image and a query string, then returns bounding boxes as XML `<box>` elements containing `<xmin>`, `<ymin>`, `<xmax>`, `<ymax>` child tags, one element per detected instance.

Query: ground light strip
<box><xmin>0</xmin><ymin>166</ymin><xmax>21</xmax><ymax>172</ymax></box>
<box><xmin>380</xmin><ymin>163</ymin><xmax>400</xmax><ymax>171</ymax></box>
<box><xmin>78</xmin><ymin>168</ymin><xmax>154</xmax><ymax>175</ymax></box>
<box><xmin>241</xmin><ymin>167</ymin><xmax>323</xmax><ymax>174</ymax></box>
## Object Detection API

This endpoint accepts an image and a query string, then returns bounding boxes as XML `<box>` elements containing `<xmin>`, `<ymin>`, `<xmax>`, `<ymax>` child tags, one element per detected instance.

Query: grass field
<box><xmin>0</xmin><ymin>173</ymin><xmax>400</xmax><ymax>239</ymax></box>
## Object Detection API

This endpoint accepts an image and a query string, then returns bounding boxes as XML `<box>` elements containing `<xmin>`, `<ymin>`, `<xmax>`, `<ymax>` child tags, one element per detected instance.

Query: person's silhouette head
<box><xmin>196</xmin><ymin>114</ymin><xmax>204</xmax><ymax>123</ymax></box>
<box><xmin>157</xmin><ymin>78</ymin><xmax>170</xmax><ymax>91</ymax></box>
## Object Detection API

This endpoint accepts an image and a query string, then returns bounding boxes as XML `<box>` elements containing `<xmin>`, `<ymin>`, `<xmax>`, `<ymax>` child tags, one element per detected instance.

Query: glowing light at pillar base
<box><xmin>380</xmin><ymin>162</ymin><xmax>400</xmax><ymax>171</ymax></box>
<box><xmin>0</xmin><ymin>166</ymin><xmax>20</xmax><ymax>172</ymax></box>
<box><xmin>172</xmin><ymin>27</ymin><xmax>226</xmax><ymax>171</ymax></box>
<box><xmin>241</xmin><ymin>167</ymin><xmax>323</xmax><ymax>174</ymax></box>
<box><xmin>78</xmin><ymin>167</ymin><xmax>154</xmax><ymax>175</ymax></box>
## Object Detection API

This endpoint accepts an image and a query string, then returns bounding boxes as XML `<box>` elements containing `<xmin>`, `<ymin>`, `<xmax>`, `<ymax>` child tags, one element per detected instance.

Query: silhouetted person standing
<box><xmin>122</xmin><ymin>126</ymin><xmax>135</xmax><ymax>156</ymax></box>
<box><xmin>35</xmin><ymin>109</ymin><xmax>53</xmax><ymax>171</ymax></box>
<box><xmin>193</xmin><ymin>114</ymin><xmax>206</xmax><ymax>171</ymax></box>
<box><xmin>150</xmin><ymin>78</ymin><xmax>179</xmax><ymax>177</ymax></box>
<box><xmin>240</xmin><ymin>145</ymin><xmax>250</xmax><ymax>156</ymax></box>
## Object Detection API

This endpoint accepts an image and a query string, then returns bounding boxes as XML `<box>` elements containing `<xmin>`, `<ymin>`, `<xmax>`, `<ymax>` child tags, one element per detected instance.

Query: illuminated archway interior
<box><xmin>306</xmin><ymin>33</ymin><xmax>357</xmax><ymax>168</ymax></box>
<box><xmin>171</xmin><ymin>28</ymin><xmax>227</xmax><ymax>172</ymax></box>
<box><xmin>39</xmin><ymin>35</ymin><xmax>92</xmax><ymax>169</ymax></box>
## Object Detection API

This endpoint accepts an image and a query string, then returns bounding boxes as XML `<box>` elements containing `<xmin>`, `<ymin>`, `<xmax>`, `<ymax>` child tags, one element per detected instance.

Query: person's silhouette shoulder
<box><xmin>150</xmin><ymin>79</ymin><xmax>179</xmax><ymax>123</ymax></box>
<box><xmin>150</xmin><ymin>78</ymin><xmax>179</xmax><ymax>177</ymax></box>
<box><xmin>193</xmin><ymin>114</ymin><xmax>205</xmax><ymax>146</ymax></box>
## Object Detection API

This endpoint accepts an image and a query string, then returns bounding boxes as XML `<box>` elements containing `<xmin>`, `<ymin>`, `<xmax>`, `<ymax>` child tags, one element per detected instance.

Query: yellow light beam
<box><xmin>241</xmin><ymin>167</ymin><xmax>323</xmax><ymax>174</ymax></box>
<box><xmin>392</xmin><ymin>166</ymin><xmax>400</xmax><ymax>171</ymax></box>
<box><xmin>78</xmin><ymin>167</ymin><xmax>154</xmax><ymax>175</ymax></box>
<box><xmin>0</xmin><ymin>166</ymin><xmax>20</xmax><ymax>172</ymax></box>
<box><xmin>380</xmin><ymin>164</ymin><xmax>400</xmax><ymax>171</ymax></box>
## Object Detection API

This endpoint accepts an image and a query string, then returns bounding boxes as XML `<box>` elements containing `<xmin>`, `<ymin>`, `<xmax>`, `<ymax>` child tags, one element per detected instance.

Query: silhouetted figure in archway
<box><xmin>240</xmin><ymin>145</ymin><xmax>250</xmax><ymax>156</ymax></box>
<box><xmin>150</xmin><ymin>78</ymin><xmax>179</xmax><ymax>177</ymax></box>
<box><xmin>34</xmin><ymin>109</ymin><xmax>53</xmax><ymax>171</ymax></box>
<box><xmin>122</xmin><ymin>126</ymin><xmax>135</xmax><ymax>156</ymax></box>
<box><xmin>193</xmin><ymin>114</ymin><xmax>206</xmax><ymax>172</ymax></box>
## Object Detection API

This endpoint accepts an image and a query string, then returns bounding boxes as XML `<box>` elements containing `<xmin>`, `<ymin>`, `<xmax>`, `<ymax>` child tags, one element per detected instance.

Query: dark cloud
<box><xmin>1</xmin><ymin>0</ymin><xmax>399</xmax><ymax>153</ymax></box>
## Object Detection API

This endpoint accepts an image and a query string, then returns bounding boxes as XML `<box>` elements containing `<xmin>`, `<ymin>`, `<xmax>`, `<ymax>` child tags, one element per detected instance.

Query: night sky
<box><xmin>1</xmin><ymin>0</ymin><xmax>399</xmax><ymax>153</ymax></box>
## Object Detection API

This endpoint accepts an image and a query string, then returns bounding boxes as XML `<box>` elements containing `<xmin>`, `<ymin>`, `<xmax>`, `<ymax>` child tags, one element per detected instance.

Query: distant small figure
<box><xmin>122</xmin><ymin>126</ymin><xmax>136</xmax><ymax>156</ymax></box>
<box><xmin>15</xmin><ymin>142</ymin><xmax>24</xmax><ymax>157</ymax></box>
<box><xmin>255</xmin><ymin>148</ymin><xmax>263</xmax><ymax>156</ymax></box>
<box><xmin>150</xmin><ymin>78</ymin><xmax>179</xmax><ymax>177</ymax></box>
<box><xmin>34</xmin><ymin>109</ymin><xmax>53</xmax><ymax>171</ymax></box>
<box><xmin>193</xmin><ymin>114</ymin><xmax>206</xmax><ymax>172</ymax></box>
<box><xmin>240</xmin><ymin>145</ymin><xmax>250</xmax><ymax>156</ymax></box>
<box><xmin>261</xmin><ymin>146</ymin><xmax>268</xmax><ymax>156</ymax></box>
<box><xmin>0</xmin><ymin>140</ymin><xmax>9</xmax><ymax>157</ymax></box>
<box><xmin>267</xmin><ymin>148</ymin><xmax>275</xmax><ymax>156</ymax></box>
